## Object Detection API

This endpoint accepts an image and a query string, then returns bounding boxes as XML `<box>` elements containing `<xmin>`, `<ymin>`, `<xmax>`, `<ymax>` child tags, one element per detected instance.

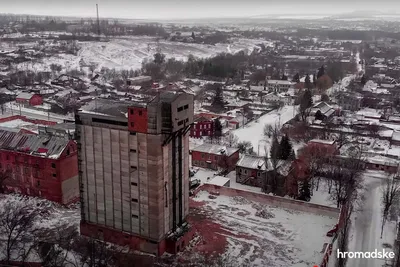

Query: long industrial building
<box><xmin>75</xmin><ymin>92</ymin><xmax>194</xmax><ymax>255</ymax></box>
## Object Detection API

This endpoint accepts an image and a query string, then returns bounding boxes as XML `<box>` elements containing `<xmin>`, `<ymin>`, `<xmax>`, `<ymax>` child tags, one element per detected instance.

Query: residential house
<box><xmin>16</xmin><ymin>93</ymin><xmax>43</xmax><ymax>106</ymax></box>
<box><xmin>391</xmin><ymin>131</ymin><xmax>400</xmax><ymax>146</ymax></box>
<box><xmin>338</xmin><ymin>92</ymin><xmax>362</xmax><ymax>111</ymax></box>
<box><xmin>236</xmin><ymin>155</ymin><xmax>266</xmax><ymax>187</ymax></box>
<box><xmin>190</xmin><ymin>116</ymin><xmax>214</xmax><ymax>138</ymax></box>
<box><xmin>310</xmin><ymin>102</ymin><xmax>336</xmax><ymax>121</ymax></box>
<box><xmin>191</xmin><ymin>144</ymin><xmax>240</xmax><ymax>172</ymax></box>
<box><xmin>227</xmin><ymin>115</ymin><xmax>247</xmax><ymax>129</ymax></box>
<box><xmin>266</xmin><ymin>80</ymin><xmax>294</xmax><ymax>92</ymax></box>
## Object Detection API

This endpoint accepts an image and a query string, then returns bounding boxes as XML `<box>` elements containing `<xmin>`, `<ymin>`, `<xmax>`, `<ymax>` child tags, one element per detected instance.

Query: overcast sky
<box><xmin>0</xmin><ymin>0</ymin><xmax>399</xmax><ymax>20</ymax></box>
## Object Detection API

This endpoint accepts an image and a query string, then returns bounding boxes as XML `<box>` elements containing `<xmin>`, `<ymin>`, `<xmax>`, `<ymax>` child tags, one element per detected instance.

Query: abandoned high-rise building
<box><xmin>75</xmin><ymin>92</ymin><xmax>194</xmax><ymax>255</ymax></box>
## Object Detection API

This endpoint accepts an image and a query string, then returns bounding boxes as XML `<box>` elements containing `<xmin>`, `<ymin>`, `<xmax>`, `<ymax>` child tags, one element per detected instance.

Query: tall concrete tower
<box><xmin>75</xmin><ymin>92</ymin><xmax>194</xmax><ymax>255</ymax></box>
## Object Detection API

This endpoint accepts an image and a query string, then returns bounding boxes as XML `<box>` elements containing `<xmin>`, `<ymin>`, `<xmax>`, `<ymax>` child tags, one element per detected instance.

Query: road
<box><xmin>347</xmin><ymin>175</ymin><xmax>390</xmax><ymax>267</ymax></box>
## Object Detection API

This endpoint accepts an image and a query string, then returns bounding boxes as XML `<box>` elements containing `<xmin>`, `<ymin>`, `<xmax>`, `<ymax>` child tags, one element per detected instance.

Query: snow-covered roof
<box><xmin>392</xmin><ymin>131</ymin><xmax>400</xmax><ymax>142</ymax></box>
<box><xmin>192</xmin><ymin>143</ymin><xmax>239</xmax><ymax>157</ymax></box>
<box><xmin>206</xmin><ymin>176</ymin><xmax>230</xmax><ymax>187</ymax></box>
<box><xmin>236</xmin><ymin>155</ymin><xmax>266</xmax><ymax>170</ymax></box>
<box><xmin>16</xmin><ymin>92</ymin><xmax>34</xmax><ymax>99</ymax></box>
<box><xmin>267</xmin><ymin>80</ymin><xmax>294</xmax><ymax>86</ymax></box>
<box><xmin>309</xmin><ymin>139</ymin><xmax>336</xmax><ymax>145</ymax></box>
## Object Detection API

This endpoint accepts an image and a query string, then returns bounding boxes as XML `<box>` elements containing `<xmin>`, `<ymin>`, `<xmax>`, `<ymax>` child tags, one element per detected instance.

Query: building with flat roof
<box><xmin>75</xmin><ymin>92</ymin><xmax>194</xmax><ymax>255</ymax></box>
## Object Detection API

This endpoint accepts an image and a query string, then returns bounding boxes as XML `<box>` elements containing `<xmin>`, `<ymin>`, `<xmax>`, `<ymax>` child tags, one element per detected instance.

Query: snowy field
<box><xmin>190</xmin><ymin>191</ymin><xmax>337</xmax><ymax>267</ymax></box>
<box><xmin>12</xmin><ymin>36</ymin><xmax>270</xmax><ymax>72</ymax></box>
<box><xmin>232</xmin><ymin>105</ymin><xmax>298</xmax><ymax>156</ymax></box>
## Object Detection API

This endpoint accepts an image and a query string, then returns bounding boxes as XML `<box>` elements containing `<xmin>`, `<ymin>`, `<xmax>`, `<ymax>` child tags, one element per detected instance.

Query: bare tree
<box><xmin>380</xmin><ymin>175</ymin><xmax>400</xmax><ymax>238</ymax></box>
<box><xmin>0</xmin><ymin>201</ymin><xmax>40</xmax><ymax>264</ymax></box>
<box><xmin>237</xmin><ymin>141</ymin><xmax>252</xmax><ymax>154</ymax></box>
<box><xmin>38</xmin><ymin>224</ymin><xmax>79</xmax><ymax>267</ymax></box>
<box><xmin>0</xmin><ymin>169</ymin><xmax>11</xmax><ymax>193</ymax></box>
<box><xmin>225</xmin><ymin>133</ymin><xmax>239</xmax><ymax>147</ymax></box>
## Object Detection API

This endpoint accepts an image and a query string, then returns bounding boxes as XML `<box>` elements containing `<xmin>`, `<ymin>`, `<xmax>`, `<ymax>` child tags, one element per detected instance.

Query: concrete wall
<box><xmin>79</xmin><ymin>125</ymin><xmax>139</xmax><ymax>234</ymax></box>
<box><xmin>198</xmin><ymin>184</ymin><xmax>340</xmax><ymax>218</ymax></box>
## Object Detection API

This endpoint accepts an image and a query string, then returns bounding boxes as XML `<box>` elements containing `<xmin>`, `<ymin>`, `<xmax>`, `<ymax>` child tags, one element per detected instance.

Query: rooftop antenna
<box><xmin>96</xmin><ymin>4</ymin><xmax>101</xmax><ymax>37</ymax></box>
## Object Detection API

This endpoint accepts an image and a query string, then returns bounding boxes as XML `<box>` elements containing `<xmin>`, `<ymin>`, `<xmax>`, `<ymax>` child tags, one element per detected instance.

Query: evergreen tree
<box><xmin>279</xmin><ymin>135</ymin><xmax>293</xmax><ymax>160</ymax></box>
<box><xmin>361</xmin><ymin>74</ymin><xmax>367</xmax><ymax>86</ymax></box>
<box><xmin>288</xmin><ymin>149</ymin><xmax>296</xmax><ymax>160</ymax></box>
<box><xmin>212</xmin><ymin>85</ymin><xmax>225</xmax><ymax>111</ymax></box>
<box><xmin>213</xmin><ymin>118</ymin><xmax>223</xmax><ymax>138</ymax></box>
<box><xmin>191</xmin><ymin>31</ymin><xmax>196</xmax><ymax>40</ymax></box>
<box><xmin>299</xmin><ymin>89</ymin><xmax>313</xmax><ymax>121</ymax></box>
<box><xmin>299</xmin><ymin>179</ymin><xmax>311</xmax><ymax>201</ymax></box>
<box><xmin>304</xmin><ymin>74</ymin><xmax>312</xmax><ymax>90</ymax></box>
<box><xmin>292</xmin><ymin>73</ymin><xmax>300</xmax><ymax>83</ymax></box>
<box><xmin>317</xmin><ymin>65</ymin><xmax>325</xmax><ymax>79</ymax></box>
<box><xmin>270</xmin><ymin>136</ymin><xmax>280</xmax><ymax>160</ymax></box>
<box><xmin>313</xmin><ymin>73</ymin><xmax>317</xmax><ymax>86</ymax></box>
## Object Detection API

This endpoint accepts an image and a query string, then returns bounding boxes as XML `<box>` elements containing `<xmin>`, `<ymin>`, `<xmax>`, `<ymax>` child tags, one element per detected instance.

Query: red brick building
<box><xmin>16</xmin><ymin>93</ymin><xmax>43</xmax><ymax>106</ymax></box>
<box><xmin>190</xmin><ymin>116</ymin><xmax>214</xmax><ymax>138</ymax></box>
<box><xmin>191</xmin><ymin>144</ymin><xmax>239</xmax><ymax>172</ymax></box>
<box><xmin>0</xmin><ymin>129</ymin><xmax>79</xmax><ymax>204</ymax></box>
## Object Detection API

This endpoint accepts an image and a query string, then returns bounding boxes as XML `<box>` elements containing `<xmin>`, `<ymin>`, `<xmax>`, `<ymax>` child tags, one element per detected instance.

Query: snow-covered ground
<box><xmin>232</xmin><ymin>105</ymin><xmax>298</xmax><ymax>157</ymax></box>
<box><xmin>14</xmin><ymin>36</ymin><xmax>270</xmax><ymax>72</ymax></box>
<box><xmin>191</xmin><ymin>190</ymin><xmax>337</xmax><ymax>267</ymax></box>
<box><xmin>309</xmin><ymin>179</ymin><xmax>337</xmax><ymax>208</ymax></box>
<box><xmin>0</xmin><ymin>194</ymin><xmax>80</xmax><ymax>262</ymax></box>
<box><xmin>3</xmin><ymin>102</ymin><xmax>73</xmax><ymax>122</ymax></box>
<box><xmin>0</xmin><ymin>118</ymin><xmax>46</xmax><ymax>133</ymax></box>
<box><xmin>347</xmin><ymin>171</ymin><xmax>396</xmax><ymax>267</ymax></box>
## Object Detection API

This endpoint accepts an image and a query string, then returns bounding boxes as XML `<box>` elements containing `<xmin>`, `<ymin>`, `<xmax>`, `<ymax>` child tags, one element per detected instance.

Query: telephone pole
<box><xmin>96</xmin><ymin>4</ymin><xmax>101</xmax><ymax>37</ymax></box>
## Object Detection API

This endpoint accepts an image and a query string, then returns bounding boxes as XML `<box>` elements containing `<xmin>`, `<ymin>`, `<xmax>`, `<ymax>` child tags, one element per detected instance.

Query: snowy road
<box><xmin>232</xmin><ymin>105</ymin><xmax>297</xmax><ymax>156</ymax></box>
<box><xmin>347</xmin><ymin>173</ymin><xmax>392</xmax><ymax>267</ymax></box>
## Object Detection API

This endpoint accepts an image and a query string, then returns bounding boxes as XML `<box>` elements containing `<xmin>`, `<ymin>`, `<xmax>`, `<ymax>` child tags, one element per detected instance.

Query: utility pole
<box><xmin>96</xmin><ymin>4</ymin><xmax>101</xmax><ymax>37</ymax></box>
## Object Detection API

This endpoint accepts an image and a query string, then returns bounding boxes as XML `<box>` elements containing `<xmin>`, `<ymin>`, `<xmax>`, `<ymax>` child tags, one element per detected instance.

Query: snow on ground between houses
<box><xmin>232</xmin><ymin>105</ymin><xmax>297</xmax><ymax>157</ymax></box>
<box><xmin>188</xmin><ymin>191</ymin><xmax>336</xmax><ymax>267</ymax></box>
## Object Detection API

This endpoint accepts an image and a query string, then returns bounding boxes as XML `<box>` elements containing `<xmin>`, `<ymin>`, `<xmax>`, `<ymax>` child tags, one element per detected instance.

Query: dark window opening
<box><xmin>177</xmin><ymin>106</ymin><xmax>183</xmax><ymax>112</ymax></box>
<box><xmin>130</xmin><ymin>149</ymin><xmax>137</xmax><ymax>153</ymax></box>
<box><xmin>131</xmin><ymin>182</ymin><xmax>138</xmax><ymax>186</ymax></box>
<box><xmin>139</xmin><ymin>110</ymin><xmax>143</xmax><ymax>116</ymax></box>
<box><xmin>184</xmin><ymin>104</ymin><xmax>189</xmax><ymax>110</ymax></box>
<box><xmin>178</xmin><ymin>120</ymin><xmax>183</xmax><ymax>126</ymax></box>
<box><xmin>92</xmin><ymin>117</ymin><xmax>128</xmax><ymax>127</ymax></box>
<box><xmin>185</xmin><ymin>118</ymin><xmax>189</xmax><ymax>123</ymax></box>
<box><xmin>130</xmin><ymin>132</ymin><xmax>136</xmax><ymax>136</ymax></box>
<box><xmin>132</xmin><ymin>214</ymin><xmax>139</xmax><ymax>218</ymax></box>
<box><xmin>51</xmin><ymin>163</ymin><xmax>56</xmax><ymax>168</ymax></box>
<box><xmin>131</xmin><ymin>166</ymin><xmax>137</xmax><ymax>170</ymax></box>
<box><xmin>37</xmin><ymin>181</ymin><xmax>40</xmax><ymax>187</ymax></box>
<box><xmin>67</xmin><ymin>149</ymin><xmax>70</xmax><ymax>156</ymax></box>
<box><xmin>132</xmin><ymin>198</ymin><xmax>138</xmax><ymax>203</ymax></box>
<box><xmin>130</xmin><ymin>109</ymin><xmax>134</xmax><ymax>115</ymax></box>
<box><xmin>52</xmin><ymin>173</ymin><xmax>57</xmax><ymax>178</ymax></box>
